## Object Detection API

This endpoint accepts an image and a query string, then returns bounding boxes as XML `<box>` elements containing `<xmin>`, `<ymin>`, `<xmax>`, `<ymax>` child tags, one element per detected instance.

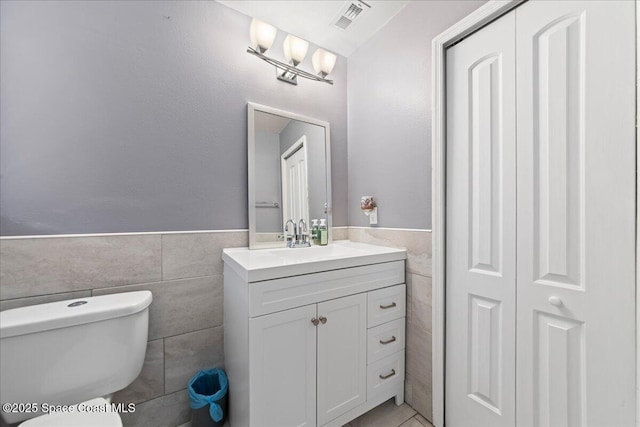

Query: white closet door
<box><xmin>515</xmin><ymin>1</ymin><xmax>636</xmax><ymax>426</ymax></box>
<box><xmin>445</xmin><ymin>11</ymin><xmax>517</xmax><ymax>427</ymax></box>
<box><xmin>282</xmin><ymin>137</ymin><xmax>309</xmax><ymax>227</ymax></box>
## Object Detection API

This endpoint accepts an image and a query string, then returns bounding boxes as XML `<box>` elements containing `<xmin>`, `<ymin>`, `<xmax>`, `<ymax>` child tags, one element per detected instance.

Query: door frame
<box><xmin>430</xmin><ymin>1</ymin><xmax>639</xmax><ymax>426</ymax></box>
<box><xmin>281</xmin><ymin>135</ymin><xmax>310</xmax><ymax>227</ymax></box>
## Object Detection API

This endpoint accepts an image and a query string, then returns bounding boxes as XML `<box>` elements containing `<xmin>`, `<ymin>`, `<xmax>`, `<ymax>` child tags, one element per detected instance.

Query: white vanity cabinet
<box><xmin>223</xmin><ymin>242</ymin><xmax>407</xmax><ymax>427</ymax></box>
<box><xmin>250</xmin><ymin>293</ymin><xmax>367</xmax><ymax>427</ymax></box>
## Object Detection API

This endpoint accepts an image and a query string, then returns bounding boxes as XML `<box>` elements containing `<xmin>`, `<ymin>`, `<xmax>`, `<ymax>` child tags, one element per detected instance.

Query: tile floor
<box><xmin>344</xmin><ymin>399</ymin><xmax>433</xmax><ymax>427</ymax></box>
<box><xmin>179</xmin><ymin>399</ymin><xmax>433</xmax><ymax>427</ymax></box>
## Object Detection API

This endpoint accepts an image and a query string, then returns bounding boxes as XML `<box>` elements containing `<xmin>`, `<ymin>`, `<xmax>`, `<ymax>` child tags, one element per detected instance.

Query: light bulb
<box><xmin>312</xmin><ymin>49</ymin><xmax>337</xmax><ymax>78</ymax></box>
<box><xmin>249</xmin><ymin>18</ymin><xmax>277</xmax><ymax>53</ymax></box>
<box><xmin>283</xmin><ymin>35</ymin><xmax>309</xmax><ymax>66</ymax></box>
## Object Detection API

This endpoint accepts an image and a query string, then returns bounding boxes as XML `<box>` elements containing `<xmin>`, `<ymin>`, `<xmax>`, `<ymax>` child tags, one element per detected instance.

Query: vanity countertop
<box><xmin>222</xmin><ymin>240</ymin><xmax>406</xmax><ymax>282</ymax></box>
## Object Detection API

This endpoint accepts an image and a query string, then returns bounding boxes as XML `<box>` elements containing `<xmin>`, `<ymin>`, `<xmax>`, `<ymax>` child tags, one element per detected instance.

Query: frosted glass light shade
<box><xmin>312</xmin><ymin>49</ymin><xmax>337</xmax><ymax>77</ymax></box>
<box><xmin>249</xmin><ymin>18</ymin><xmax>277</xmax><ymax>53</ymax></box>
<box><xmin>283</xmin><ymin>35</ymin><xmax>309</xmax><ymax>66</ymax></box>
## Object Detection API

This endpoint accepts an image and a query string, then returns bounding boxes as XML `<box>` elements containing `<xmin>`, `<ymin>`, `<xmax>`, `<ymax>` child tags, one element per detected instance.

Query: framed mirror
<box><xmin>248</xmin><ymin>102</ymin><xmax>332</xmax><ymax>249</ymax></box>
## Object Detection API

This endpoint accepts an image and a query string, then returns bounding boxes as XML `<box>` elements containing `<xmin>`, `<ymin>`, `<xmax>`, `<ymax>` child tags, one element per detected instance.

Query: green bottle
<box><xmin>319</xmin><ymin>219</ymin><xmax>328</xmax><ymax>246</ymax></box>
<box><xmin>311</xmin><ymin>219</ymin><xmax>319</xmax><ymax>246</ymax></box>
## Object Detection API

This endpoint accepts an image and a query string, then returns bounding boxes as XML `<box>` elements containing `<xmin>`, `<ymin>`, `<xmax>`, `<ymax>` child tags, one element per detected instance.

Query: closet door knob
<box><xmin>319</xmin><ymin>316</ymin><xmax>327</xmax><ymax>324</ymax></box>
<box><xmin>548</xmin><ymin>296</ymin><xmax>563</xmax><ymax>307</ymax></box>
<box><xmin>311</xmin><ymin>317</ymin><xmax>319</xmax><ymax>326</ymax></box>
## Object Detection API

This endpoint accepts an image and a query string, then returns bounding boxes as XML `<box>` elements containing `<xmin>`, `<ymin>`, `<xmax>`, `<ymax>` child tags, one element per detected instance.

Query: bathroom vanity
<box><xmin>223</xmin><ymin>241</ymin><xmax>407</xmax><ymax>427</ymax></box>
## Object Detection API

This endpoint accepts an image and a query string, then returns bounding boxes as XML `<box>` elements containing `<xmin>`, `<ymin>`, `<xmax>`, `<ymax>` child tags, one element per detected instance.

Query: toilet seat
<box><xmin>20</xmin><ymin>398</ymin><xmax>122</xmax><ymax>427</ymax></box>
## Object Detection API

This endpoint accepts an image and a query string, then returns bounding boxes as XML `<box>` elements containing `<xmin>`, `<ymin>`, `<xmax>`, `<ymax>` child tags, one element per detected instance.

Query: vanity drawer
<box><xmin>367</xmin><ymin>318</ymin><xmax>405</xmax><ymax>364</ymax></box>
<box><xmin>367</xmin><ymin>284</ymin><xmax>406</xmax><ymax>327</ymax></box>
<box><xmin>249</xmin><ymin>261</ymin><xmax>404</xmax><ymax>317</ymax></box>
<box><xmin>367</xmin><ymin>351</ymin><xmax>405</xmax><ymax>399</ymax></box>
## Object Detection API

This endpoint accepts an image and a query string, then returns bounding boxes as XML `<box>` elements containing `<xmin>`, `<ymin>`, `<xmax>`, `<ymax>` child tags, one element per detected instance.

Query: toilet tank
<box><xmin>0</xmin><ymin>291</ymin><xmax>152</xmax><ymax>424</ymax></box>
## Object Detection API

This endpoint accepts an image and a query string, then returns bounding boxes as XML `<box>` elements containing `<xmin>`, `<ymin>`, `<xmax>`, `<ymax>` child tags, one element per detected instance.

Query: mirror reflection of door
<box><xmin>281</xmin><ymin>136</ymin><xmax>309</xmax><ymax>229</ymax></box>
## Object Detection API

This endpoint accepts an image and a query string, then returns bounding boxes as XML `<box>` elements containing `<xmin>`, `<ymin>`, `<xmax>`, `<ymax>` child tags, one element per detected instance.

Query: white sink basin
<box><xmin>223</xmin><ymin>240</ymin><xmax>406</xmax><ymax>282</ymax></box>
<box><xmin>265</xmin><ymin>243</ymin><xmax>367</xmax><ymax>262</ymax></box>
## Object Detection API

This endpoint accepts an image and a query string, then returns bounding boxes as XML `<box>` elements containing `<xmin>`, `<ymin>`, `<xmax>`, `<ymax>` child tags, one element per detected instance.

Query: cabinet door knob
<box><xmin>319</xmin><ymin>316</ymin><xmax>327</xmax><ymax>324</ymax></box>
<box><xmin>311</xmin><ymin>317</ymin><xmax>319</xmax><ymax>326</ymax></box>
<box><xmin>380</xmin><ymin>302</ymin><xmax>397</xmax><ymax>310</ymax></box>
<box><xmin>548</xmin><ymin>296</ymin><xmax>563</xmax><ymax>307</ymax></box>
<box><xmin>379</xmin><ymin>369</ymin><xmax>396</xmax><ymax>380</ymax></box>
<box><xmin>380</xmin><ymin>336</ymin><xmax>397</xmax><ymax>345</ymax></box>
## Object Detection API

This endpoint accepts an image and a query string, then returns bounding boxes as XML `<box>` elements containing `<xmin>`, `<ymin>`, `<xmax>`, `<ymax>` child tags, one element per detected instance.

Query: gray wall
<box><xmin>347</xmin><ymin>1</ymin><xmax>484</xmax><ymax>229</ymax></box>
<box><xmin>0</xmin><ymin>0</ymin><xmax>348</xmax><ymax>236</ymax></box>
<box><xmin>280</xmin><ymin>120</ymin><xmax>327</xmax><ymax>225</ymax></box>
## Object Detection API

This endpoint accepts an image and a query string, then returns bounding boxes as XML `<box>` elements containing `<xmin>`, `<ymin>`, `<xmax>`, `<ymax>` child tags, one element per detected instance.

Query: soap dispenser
<box><xmin>311</xmin><ymin>219</ymin><xmax>319</xmax><ymax>246</ymax></box>
<box><xmin>319</xmin><ymin>219</ymin><xmax>328</xmax><ymax>246</ymax></box>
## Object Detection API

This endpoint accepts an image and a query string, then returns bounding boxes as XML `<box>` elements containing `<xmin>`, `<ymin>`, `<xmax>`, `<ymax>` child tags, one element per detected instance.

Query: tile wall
<box><xmin>0</xmin><ymin>231</ymin><xmax>247</xmax><ymax>427</ymax></box>
<box><xmin>0</xmin><ymin>226</ymin><xmax>432</xmax><ymax>426</ymax></box>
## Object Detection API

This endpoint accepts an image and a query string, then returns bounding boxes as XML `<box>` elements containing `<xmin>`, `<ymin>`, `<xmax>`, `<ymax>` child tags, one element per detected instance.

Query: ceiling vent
<box><xmin>332</xmin><ymin>1</ymin><xmax>371</xmax><ymax>31</ymax></box>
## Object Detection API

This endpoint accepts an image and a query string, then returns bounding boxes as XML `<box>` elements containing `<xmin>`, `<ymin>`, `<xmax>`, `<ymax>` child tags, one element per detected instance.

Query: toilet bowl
<box><xmin>0</xmin><ymin>291</ymin><xmax>152</xmax><ymax>426</ymax></box>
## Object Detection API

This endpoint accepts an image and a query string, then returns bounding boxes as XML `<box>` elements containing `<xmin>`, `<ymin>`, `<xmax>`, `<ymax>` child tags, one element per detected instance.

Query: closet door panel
<box><xmin>445</xmin><ymin>10</ymin><xmax>516</xmax><ymax>427</ymax></box>
<box><xmin>516</xmin><ymin>1</ymin><xmax>636</xmax><ymax>426</ymax></box>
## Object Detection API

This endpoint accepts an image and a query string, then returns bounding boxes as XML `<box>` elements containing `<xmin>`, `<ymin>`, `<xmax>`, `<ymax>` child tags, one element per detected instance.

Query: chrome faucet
<box><xmin>284</xmin><ymin>219</ymin><xmax>311</xmax><ymax>248</ymax></box>
<box><xmin>284</xmin><ymin>219</ymin><xmax>297</xmax><ymax>248</ymax></box>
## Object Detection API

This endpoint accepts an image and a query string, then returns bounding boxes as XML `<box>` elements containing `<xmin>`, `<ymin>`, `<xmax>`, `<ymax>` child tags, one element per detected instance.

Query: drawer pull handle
<box><xmin>311</xmin><ymin>318</ymin><xmax>319</xmax><ymax>326</ymax></box>
<box><xmin>380</xmin><ymin>302</ymin><xmax>397</xmax><ymax>310</ymax></box>
<box><xmin>319</xmin><ymin>316</ymin><xmax>327</xmax><ymax>324</ymax></box>
<box><xmin>379</xmin><ymin>369</ymin><xmax>396</xmax><ymax>380</ymax></box>
<box><xmin>380</xmin><ymin>336</ymin><xmax>397</xmax><ymax>345</ymax></box>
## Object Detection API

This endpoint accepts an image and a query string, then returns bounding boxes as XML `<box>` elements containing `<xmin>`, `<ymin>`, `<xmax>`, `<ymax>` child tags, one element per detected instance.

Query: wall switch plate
<box><xmin>369</xmin><ymin>207</ymin><xmax>378</xmax><ymax>225</ymax></box>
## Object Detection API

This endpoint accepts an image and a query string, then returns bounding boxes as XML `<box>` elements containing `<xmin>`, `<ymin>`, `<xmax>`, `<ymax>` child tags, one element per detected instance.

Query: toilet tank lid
<box><xmin>0</xmin><ymin>291</ymin><xmax>152</xmax><ymax>339</ymax></box>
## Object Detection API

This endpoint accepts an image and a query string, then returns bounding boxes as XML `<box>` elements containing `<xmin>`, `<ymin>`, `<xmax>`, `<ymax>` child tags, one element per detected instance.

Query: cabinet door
<box><xmin>515</xmin><ymin>1</ymin><xmax>636</xmax><ymax>426</ymax></box>
<box><xmin>317</xmin><ymin>293</ymin><xmax>367</xmax><ymax>426</ymax></box>
<box><xmin>249</xmin><ymin>304</ymin><xmax>317</xmax><ymax>427</ymax></box>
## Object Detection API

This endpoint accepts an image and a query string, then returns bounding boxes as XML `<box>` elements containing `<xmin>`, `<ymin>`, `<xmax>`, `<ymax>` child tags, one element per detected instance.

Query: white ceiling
<box><xmin>217</xmin><ymin>0</ymin><xmax>409</xmax><ymax>57</ymax></box>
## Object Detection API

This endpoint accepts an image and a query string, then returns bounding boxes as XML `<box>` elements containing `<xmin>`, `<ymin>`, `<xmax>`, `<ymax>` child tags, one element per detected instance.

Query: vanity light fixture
<box><xmin>249</xmin><ymin>18</ymin><xmax>277</xmax><ymax>53</ymax></box>
<box><xmin>312</xmin><ymin>48</ymin><xmax>338</xmax><ymax>78</ymax></box>
<box><xmin>246</xmin><ymin>18</ymin><xmax>336</xmax><ymax>85</ymax></box>
<box><xmin>282</xmin><ymin>34</ymin><xmax>309</xmax><ymax>66</ymax></box>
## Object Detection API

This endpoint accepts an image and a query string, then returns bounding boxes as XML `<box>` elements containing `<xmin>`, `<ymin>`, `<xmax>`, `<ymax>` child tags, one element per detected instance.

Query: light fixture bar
<box><xmin>246</xmin><ymin>47</ymin><xmax>334</xmax><ymax>85</ymax></box>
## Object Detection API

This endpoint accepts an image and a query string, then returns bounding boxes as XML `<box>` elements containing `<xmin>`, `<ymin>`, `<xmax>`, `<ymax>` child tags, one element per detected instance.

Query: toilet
<box><xmin>0</xmin><ymin>291</ymin><xmax>152</xmax><ymax>426</ymax></box>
